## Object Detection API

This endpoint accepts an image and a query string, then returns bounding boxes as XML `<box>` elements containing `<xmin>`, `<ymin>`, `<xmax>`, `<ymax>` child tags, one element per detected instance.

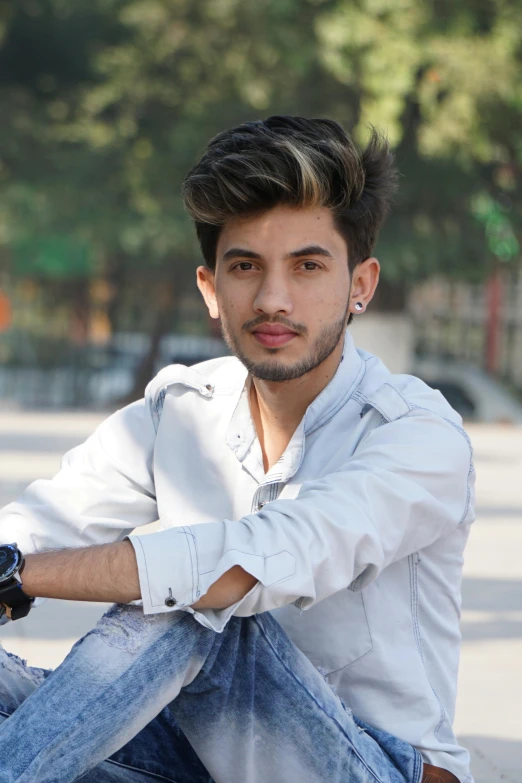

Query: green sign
<box><xmin>13</xmin><ymin>236</ymin><xmax>93</xmax><ymax>279</ymax></box>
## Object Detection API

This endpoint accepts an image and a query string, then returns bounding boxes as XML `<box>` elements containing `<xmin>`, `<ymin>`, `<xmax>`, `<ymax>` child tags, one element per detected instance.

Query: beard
<box><xmin>220</xmin><ymin>301</ymin><xmax>350</xmax><ymax>382</ymax></box>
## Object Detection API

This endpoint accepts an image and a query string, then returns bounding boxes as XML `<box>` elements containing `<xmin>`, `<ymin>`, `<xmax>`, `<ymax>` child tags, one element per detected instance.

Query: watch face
<box><xmin>0</xmin><ymin>545</ymin><xmax>21</xmax><ymax>583</ymax></box>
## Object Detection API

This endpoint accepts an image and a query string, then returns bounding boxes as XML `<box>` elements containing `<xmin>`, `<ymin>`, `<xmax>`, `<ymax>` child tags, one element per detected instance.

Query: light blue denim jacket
<box><xmin>0</xmin><ymin>330</ymin><xmax>475</xmax><ymax>781</ymax></box>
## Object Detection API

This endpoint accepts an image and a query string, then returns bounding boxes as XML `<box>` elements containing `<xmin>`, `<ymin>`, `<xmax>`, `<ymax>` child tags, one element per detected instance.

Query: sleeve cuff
<box><xmin>127</xmin><ymin>527</ymin><xmax>263</xmax><ymax>633</ymax></box>
<box><xmin>127</xmin><ymin>527</ymin><xmax>197</xmax><ymax>614</ymax></box>
<box><xmin>178</xmin><ymin>579</ymin><xmax>262</xmax><ymax>634</ymax></box>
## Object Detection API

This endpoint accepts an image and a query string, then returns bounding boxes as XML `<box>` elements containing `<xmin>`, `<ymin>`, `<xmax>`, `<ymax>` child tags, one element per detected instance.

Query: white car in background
<box><xmin>412</xmin><ymin>357</ymin><xmax>522</xmax><ymax>424</ymax></box>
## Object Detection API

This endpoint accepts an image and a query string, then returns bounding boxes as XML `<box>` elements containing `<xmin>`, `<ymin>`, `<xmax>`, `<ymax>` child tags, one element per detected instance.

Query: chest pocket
<box><xmin>271</xmin><ymin>589</ymin><xmax>373</xmax><ymax>674</ymax></box>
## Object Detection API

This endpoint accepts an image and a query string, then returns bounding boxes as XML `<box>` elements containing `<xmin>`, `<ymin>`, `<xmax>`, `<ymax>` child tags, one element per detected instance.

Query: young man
<box><xmin>0</xmin><ymin>116</ymin><xmax>474</xmax><ymax>783</ymax></box>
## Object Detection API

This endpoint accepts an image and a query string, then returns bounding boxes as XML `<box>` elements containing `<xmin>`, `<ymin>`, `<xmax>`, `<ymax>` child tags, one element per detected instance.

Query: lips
<box><xmin>252</xmin><ymin>324</ymin><xmax>298</xmax><ymax>348</ymax></box>
<box><xmin>254</xmin><ymin>325</ymin><xmax>296</xmax><ymax>336</ymax></box>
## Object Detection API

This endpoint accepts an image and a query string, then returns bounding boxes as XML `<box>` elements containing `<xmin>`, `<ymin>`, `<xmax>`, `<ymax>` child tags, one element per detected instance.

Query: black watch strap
<box><xmin>0</xmin><ymin>581</ymin><xmax>34</xmax><ymax>621</ymax></box>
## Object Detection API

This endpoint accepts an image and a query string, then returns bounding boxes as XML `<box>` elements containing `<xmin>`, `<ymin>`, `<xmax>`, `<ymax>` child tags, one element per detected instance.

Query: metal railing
<box><xmin>410</xmin><ymin>272</ymin><xmax>522</xmax><ymax>397</ymax></box>
<box><xmin>0</xmin><ymin>333</ymin><xmax>227</xmax><ymax>409</ymax></box>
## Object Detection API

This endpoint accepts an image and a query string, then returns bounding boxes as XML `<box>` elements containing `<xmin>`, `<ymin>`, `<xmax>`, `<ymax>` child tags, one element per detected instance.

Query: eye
<box><xmin>300</xmin><ymin>261</ymin><xmax>321</xmax><ymax>271</ymax></box>
<box><xmin>232</xmin><ymin>261</ymin><xmax>255</xmax><ymax>272</ymax></box>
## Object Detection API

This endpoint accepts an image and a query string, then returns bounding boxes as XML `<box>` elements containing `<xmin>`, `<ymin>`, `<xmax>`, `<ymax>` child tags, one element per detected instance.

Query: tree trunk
<box><xmin>121</xmin><ymin>277</ymin><xmax>178</xmax><ymax>405</ymax></box>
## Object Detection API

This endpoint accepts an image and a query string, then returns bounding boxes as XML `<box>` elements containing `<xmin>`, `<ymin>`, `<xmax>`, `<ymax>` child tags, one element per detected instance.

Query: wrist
<box><xmin>0</xmin><ymin>543</ymin><xmax>35</xmax><ymax>620</ymax></box>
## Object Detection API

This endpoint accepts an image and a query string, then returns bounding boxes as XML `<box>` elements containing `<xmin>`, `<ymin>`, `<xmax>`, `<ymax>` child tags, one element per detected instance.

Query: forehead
<box><xmin>216</xmin><ymin>205</ymin><xmax>347</xmax><ymax>260</ymax></box>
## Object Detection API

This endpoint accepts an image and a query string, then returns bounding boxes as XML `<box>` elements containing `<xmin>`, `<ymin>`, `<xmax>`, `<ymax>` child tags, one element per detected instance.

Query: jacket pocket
<box><xmin>270</xmin><ymin>588</ymin><xmax>373</xmax><ymax>675</ymax></box>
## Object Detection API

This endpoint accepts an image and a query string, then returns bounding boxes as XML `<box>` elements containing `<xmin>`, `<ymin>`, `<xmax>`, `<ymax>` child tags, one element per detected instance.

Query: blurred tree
<box><xmin>64</xmin><ymin>0</ymin><xmax>522</xmax><ymax>286</ymax></box>
<box><xmin>0</xmin><ymin>0</ymin><xmax>131</xmax><ymax>339</ymax></box>
<box><xmin>0</xmin><ymin>0</ymin><xmax>520</xmax><ymax>394</ymax></box>
<box><xmin>318</xmin><ymin>0</ymin><xmax>522</xmax><ymax>282</ymax></box>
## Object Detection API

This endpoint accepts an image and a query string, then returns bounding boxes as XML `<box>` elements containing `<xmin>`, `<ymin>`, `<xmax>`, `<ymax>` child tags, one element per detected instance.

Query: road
<box><xmin>0</xmin><ymin>410</ymin><xmax>521</xmax><ymax>782</ymax></box>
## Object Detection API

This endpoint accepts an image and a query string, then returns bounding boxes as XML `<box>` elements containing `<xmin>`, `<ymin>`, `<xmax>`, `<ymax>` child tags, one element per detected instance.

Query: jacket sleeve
<box><xmin>0</xmin><ymin>400</ymin><xmax>159</xmax><ymax>557</ymax></box>
<box><xmin>128</xmin><ymin>406</ymin><xmax>474</xmax><ymax>632</ymax></box>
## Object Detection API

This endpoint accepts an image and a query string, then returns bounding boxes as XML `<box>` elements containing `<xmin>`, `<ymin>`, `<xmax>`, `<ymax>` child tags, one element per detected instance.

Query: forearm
<box><xmin>22</xmin><ymin>540</ymin><xmax>141</xmax><ymax>604</ymax></box>
<box><xmin>20</xmin><ymin>542</ymin><xmax>257</xmax><ymax>610</ymax></box>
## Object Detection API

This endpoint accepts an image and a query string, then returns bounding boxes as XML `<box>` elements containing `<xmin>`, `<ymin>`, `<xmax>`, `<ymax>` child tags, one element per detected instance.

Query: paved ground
<box><xmin>0</xmin><ymin>410</ymin><xmax>521</xmax><ymax>782</ymax></box>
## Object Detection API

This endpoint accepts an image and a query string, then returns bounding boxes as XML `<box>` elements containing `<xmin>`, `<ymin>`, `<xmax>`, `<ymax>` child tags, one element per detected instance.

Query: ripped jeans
<box><xmin>0</xmin><ymin>605</ymin><xmax>423</xmax><ymax>783</ymax></box>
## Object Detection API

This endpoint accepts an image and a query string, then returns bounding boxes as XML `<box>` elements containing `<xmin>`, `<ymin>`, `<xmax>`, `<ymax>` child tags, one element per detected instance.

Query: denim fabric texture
<box><xmin>0</xmin><ymin>605</ymin><xmax>423</xmax><ymax>783</ymax></box>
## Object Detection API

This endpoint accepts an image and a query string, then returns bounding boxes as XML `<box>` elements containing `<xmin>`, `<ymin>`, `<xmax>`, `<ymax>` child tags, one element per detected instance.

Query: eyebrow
<box><xmin>222</xmin><ymin>248</ymin><xmax>261</xmax><ymax>261</ymax></box>
<box><xmin>287</xmin><ymin>245</ymin><xmax>334</xmax><ymax>259</ymax></box>
<box><xmin>221</xmin><ymin>245</ymin><xmax>334</xmax><ymax>262</ymax></box>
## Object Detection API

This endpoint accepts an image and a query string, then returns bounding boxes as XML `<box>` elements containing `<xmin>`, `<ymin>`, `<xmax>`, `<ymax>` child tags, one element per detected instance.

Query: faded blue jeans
<box><xmin>0</xmin><ymin>604</ymin><xmax>424</xmax><ymax>783</ymax></box>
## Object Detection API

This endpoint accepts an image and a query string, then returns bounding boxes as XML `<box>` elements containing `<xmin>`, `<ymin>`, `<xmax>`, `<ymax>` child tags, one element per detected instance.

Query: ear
<box><xmin>349</xmin><ymin>257</ymin><xmax>380</xmax><ymax>315</ymax></box>
<box><xmin>196</xmin><ymin>266</ymin><xmax>219</xmax><ymax>319</ymax></box>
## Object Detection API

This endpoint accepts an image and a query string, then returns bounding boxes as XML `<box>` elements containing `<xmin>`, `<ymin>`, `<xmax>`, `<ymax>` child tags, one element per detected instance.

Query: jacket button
<box><xmin>165</xmin><ymin>596</ymin><xmax>176</xmax><ymax>607</ymax></box>
<box><xmin>205</xmin><ymin>384</ymin><xmax>212</xmax><ymax>391</ymax></box>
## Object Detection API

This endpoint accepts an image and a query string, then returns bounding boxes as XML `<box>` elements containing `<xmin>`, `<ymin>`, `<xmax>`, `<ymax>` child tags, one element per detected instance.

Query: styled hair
<box><xmin>182</xmin><ymin>115</ymin><xmax>398</xmax><ymax>272</ymax></box>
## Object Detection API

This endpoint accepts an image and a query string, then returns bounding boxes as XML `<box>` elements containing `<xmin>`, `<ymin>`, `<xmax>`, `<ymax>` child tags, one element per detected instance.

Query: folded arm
<box><xmin>130</xmin><ymin>407</ymin><xmax>474</xmax><ymax>631</ymax></box>
<box><xmin>1</xmin><ymin>400</ymin><xmax>473</xmax><ymax>633</ymax></box>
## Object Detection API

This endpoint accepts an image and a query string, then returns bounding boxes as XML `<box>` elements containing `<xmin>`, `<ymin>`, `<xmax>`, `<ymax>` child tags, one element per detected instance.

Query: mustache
<box><xmin>242</xmin><ymin>315</ymin><xmax>308</xmax><ymax>335</ymax></box>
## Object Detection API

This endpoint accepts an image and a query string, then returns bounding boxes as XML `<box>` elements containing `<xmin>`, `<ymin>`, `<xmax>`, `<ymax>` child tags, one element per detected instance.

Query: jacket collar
<box><xmin>302</xmin><ymin>329</ymin><xmax>365</xmax><ymax>436</ymax></box>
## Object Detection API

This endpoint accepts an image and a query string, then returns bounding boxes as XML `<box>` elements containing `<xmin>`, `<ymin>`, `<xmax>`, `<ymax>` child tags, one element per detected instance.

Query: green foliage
<box><xmin>471</xmin><ymin>192</ymin><xmax>519</xmax><ymax>262</ymax></box>
<box><xmin>0</xmin><ymin>0</ymin><xmax>520</xmax><ymax>300</ymax></box>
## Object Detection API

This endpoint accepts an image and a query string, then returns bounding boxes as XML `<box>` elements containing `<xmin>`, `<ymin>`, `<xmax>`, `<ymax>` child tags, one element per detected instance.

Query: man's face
<box><xmin>198</xmin><ymin>204</ymin><xmax>353</xmax><ymax>382</ymax></box>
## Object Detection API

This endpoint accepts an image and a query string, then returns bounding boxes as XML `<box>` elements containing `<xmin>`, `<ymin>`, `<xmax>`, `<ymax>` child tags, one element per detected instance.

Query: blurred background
<box><xmin>0</xmin><ymin>0</ymin><xmax>521</xmax><ymax>416</ymax></box>
<box><xmin>0</xmin><ymin>2</ymin><xmax>521</xmax><ymax>781</ymax></box>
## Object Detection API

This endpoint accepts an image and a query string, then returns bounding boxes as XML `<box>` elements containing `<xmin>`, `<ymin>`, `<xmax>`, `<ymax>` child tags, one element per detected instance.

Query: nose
<box><xmin>252</xmin><ymin>270</ymin><xmax>294</xmax><ymax>317</ymax></box>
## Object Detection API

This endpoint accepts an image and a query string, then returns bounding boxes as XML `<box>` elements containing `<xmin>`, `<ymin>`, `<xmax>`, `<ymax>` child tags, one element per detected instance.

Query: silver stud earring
<box><xmin>355</xmin><ymin>302</ymin><xmax>364</xmax><ymax>312</ymax></box>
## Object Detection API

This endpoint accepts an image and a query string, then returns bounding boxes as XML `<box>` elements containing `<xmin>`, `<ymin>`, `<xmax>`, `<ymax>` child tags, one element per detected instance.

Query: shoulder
<box><xmin>144</xmin><ymin>354</ymin><xmax>248</xmax><ymax>431</ymax></box>
<box><xmin>353</xmin><ymin>353</ymin><xmax>474</xmax><ymax>514</ymax></box>
<box><xmin>355</xmin><ymin>349</ymin><xmax>465</xmax><ymax>430</ymax></box>
<box><xmin>353</xmin><ymin>351</ymin><xmax>473</xmax><ymax>474</ymax></box>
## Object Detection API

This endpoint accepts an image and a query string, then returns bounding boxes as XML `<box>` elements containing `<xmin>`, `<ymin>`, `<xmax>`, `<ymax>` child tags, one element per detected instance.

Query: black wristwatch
<box><xmin>0</xmin><ymin>543</ymin><xmax>34</xmax><ymax>621</ymax></box>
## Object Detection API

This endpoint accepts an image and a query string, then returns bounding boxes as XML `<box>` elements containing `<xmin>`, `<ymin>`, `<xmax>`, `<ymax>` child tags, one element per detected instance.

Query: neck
<box><xmin>249</xmin><ymin>336</ymin><xmax>345</xmax><ymax>471</ymax></box>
